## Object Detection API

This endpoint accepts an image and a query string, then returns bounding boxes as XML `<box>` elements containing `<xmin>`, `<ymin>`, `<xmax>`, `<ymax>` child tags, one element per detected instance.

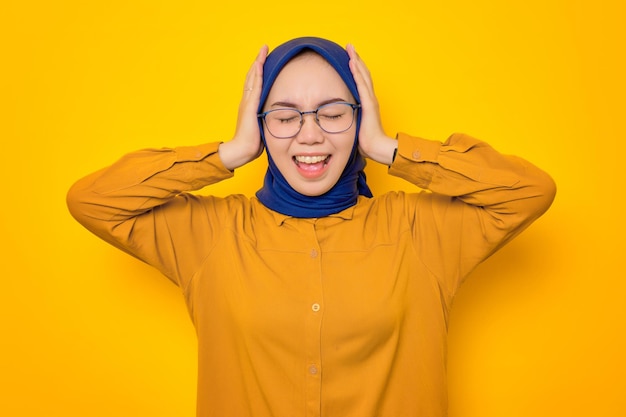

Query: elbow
<box><xmin>535</xmin><ymin>170</ymin><xmax>557</xmax><ymax>216</ymax></box>
<box><xmin>66</xmin><ymin>173</ymin><xmax>102</xmax><ymax>228</ymax></box>
<box><xmin>517</xmin><ymin>169</ymin><xmax>557</xmax><ymax>224</ymax></box>
<box><xmin>66</xmin><ymin>179</ymin><xmax>88</xmax><ymax>225</ymax></box>
<box><xmin>66</xmin><ymin>165</ymin><xmax>111</xmax><ymax>226</ymax></box>
<box><xmin>503</xmin><ymin>166</ymin><xmax>557</xmax><ymax>227</ymax></box>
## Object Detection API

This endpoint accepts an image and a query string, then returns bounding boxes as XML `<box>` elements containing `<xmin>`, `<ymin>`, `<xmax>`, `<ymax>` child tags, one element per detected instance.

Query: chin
<box><xmin>291</xmin><ymin>181</ymin><xmax>335</xmax><ymax>197</ymax></box>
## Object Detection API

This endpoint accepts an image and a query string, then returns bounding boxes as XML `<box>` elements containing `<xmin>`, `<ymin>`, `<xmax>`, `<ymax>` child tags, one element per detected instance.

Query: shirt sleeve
<box><xmin>66</xmin><ymin>142</ymin><xmax>234</xmax><ymax>287</ymax></box>
<box><xmin>388</xmin><ymin>132</ymin><xmax>556</xmax><ymax>299</ymax></box>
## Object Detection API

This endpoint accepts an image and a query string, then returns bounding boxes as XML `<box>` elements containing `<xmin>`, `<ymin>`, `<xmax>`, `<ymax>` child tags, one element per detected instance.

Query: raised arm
<box><xmin>393</xmin><ymin>132</ymin><xmax>556</xmax><ymax>299</ymax></box>
<box><xmin>66</xmin><ymin>143</ymin><xmax>236</xmax><ymax>284</ymax></box>
<box><xmin>348</xmin><ymin>44</ymin><xmax>556</xmax><ymax>296</ymax></box>
<box><xmin>67</xmin><ymin>46</ymin><xmax>269</xmax><ymax>286</ymax></box>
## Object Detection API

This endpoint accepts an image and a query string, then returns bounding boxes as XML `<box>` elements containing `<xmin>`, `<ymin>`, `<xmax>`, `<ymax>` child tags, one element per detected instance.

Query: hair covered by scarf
<box><xmin>255</xmin><ymin>37</ymin><xmax>373</xmax><ymax>218</ymax></box>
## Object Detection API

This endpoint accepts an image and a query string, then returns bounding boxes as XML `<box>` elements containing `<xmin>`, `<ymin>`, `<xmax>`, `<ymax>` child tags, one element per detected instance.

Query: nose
<box><xmin>295</xmin><ymin>113</ymin><xmax>324</xmax><ymax>144</ymax></box>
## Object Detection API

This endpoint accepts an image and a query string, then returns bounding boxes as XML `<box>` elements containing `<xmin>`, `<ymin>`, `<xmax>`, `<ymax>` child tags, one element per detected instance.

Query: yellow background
<box><xmin>1</xmin><ymin>0</ymin><xmax>624</xmax><ymax>415</ymax></box>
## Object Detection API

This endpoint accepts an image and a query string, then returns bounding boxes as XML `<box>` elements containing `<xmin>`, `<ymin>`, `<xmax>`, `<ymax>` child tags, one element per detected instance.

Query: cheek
<box><xmin>265</xmin><ymin>138</ymin><xmax>291</xmax><ymax>163</ymax></box>
<box><xmin>336</xmin><ymin>134</ymin><xmax>357</xmax><ymax>161</ymax></box>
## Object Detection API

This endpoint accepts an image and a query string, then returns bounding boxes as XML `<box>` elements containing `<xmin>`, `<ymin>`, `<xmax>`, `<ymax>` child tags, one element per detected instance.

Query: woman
<box><xmin>67</xmin><ymin>37</ymin><xmax>556</xmax><ymax>417</ymax></box>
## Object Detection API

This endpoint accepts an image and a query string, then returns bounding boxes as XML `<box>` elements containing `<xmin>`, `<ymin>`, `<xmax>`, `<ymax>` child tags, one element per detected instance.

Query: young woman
<box><xmin>67</xmin><ymin>37</ymin><xmax>556</xmax><ymax>417</ymax></box>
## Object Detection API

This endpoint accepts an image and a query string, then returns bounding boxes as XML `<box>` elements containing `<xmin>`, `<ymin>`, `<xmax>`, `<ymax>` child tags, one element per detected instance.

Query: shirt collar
<box><xmin>268</xmin><ymin>203</ymin><xmax>356</xmax><ymax>226</ymax></box>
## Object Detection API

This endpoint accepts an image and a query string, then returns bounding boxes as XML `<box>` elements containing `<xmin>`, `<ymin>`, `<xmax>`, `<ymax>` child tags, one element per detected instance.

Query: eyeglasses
<box><xmin>258</xmin><ymin>102</ymin><xmax>360</xmax><ymax>139</ymax></box>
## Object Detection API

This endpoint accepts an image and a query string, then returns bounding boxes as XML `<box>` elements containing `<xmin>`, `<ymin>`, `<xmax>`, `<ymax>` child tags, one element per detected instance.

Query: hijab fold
<box><xmin>255</xmin><ymin>37</ymin><xmax>372</xmax><ymax>218</ymax></box>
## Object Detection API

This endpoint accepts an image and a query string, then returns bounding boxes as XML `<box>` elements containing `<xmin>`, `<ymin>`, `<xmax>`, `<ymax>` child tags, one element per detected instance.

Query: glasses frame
<box><xmin>258</xmin><ymin>102</ymin><xmax>361</xmax><ymax>139</ymax></box>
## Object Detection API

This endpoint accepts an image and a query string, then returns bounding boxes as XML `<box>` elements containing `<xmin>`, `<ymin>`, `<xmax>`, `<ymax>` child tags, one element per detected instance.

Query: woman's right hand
<box><xmin>218</xmin><ymin>45</ymin><xmax>269</xmax><ymax>171</ymax></box>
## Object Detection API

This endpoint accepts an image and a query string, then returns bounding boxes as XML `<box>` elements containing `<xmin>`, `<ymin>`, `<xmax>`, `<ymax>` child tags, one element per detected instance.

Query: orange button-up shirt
<box><xmin>67</xmin><ymin>133</ymin><xmax>555</xmax><ymax>417</ymax></box>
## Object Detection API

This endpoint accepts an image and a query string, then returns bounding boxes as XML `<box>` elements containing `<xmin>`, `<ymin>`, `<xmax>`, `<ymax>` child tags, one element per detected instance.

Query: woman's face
<box><xmin>262</xmin><ymin>52</ymin><xmax>357</xmax><ymax>197</ymax></box>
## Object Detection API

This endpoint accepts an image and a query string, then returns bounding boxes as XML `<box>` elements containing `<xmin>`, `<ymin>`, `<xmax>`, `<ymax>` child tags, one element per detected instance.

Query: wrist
<box><xmin>218</xmin><ymin>139</ymin><xmax>262</xmax><ymax>171</ymax></box>
<box><xmin>360</xmin><ymin>135</ymin><xmax>397</xmax><ymax>165</ymax></box>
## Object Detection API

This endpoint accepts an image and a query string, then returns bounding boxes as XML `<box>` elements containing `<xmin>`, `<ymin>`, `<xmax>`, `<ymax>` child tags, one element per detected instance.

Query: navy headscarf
<box><xmin>255</xmin><ymin>37</ymin><xmax>372</xmax><ymax>218</ymax></box>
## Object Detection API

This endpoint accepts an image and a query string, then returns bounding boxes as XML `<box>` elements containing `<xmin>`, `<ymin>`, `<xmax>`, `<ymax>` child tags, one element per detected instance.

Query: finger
<box><xmin>243</xmin><ymin>45</ymin><xmax>268</xmax><ymax>96</ymax></box>
<box><xmin>347</xmin><ymin>45</ymin><xmax>383</xmax><ymax>137</ymax></box>
<box><xmin>250</xmin><ymin>45</ymin><xmax>268</xmax><ymax>94</ymax></box>
<box><xmin>347</xmin><ymin>44</ymin><xmax>375</xmax><ymax>99</ymax></box>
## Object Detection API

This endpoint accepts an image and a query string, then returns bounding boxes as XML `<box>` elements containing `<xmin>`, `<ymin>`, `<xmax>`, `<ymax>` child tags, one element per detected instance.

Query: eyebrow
<box><xmin>269</xmin><ymin>97</ymin><xmax>349</xmax><ymax>109</ymax></box>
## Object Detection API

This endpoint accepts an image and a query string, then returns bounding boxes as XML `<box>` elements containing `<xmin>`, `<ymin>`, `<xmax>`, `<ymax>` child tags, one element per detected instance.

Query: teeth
<box><xmin>295</xmin><ymin>155</ymin><xmax>328</xmax><ymax>164</ymax></box>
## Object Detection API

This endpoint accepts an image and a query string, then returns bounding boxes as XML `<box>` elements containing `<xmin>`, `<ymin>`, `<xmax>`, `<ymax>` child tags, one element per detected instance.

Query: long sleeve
<box><xmin>389</xmin><ymin>132</ymin><xmax>556</xmax><ymax>298</ymax></box>
<box><xmin>66</xmin><ymin>142</ymin><xmax>234</xmax><ymax>287</ymax></box>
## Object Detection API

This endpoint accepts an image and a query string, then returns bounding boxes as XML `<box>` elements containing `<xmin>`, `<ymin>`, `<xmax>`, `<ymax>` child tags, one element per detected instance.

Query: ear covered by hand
<box><xmin>218</xmin><ymin>45</ymin><xmax>269</xmax><ymax>171</ymax></box>
<box><xmin>347</xmin><ymin>44</ymin><xmax>397</xmax><ymax>166</ymax></box>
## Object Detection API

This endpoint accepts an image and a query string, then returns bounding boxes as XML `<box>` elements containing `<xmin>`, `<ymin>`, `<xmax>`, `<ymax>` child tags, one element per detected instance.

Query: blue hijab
<box><xmin>255</xmin><ymin>37</ymin><xmax>372</xmax><ymax>218</ymax></box>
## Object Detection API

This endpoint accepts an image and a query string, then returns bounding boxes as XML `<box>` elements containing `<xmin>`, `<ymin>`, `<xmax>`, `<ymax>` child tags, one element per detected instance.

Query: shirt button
<box><xmin>310</xmin><ymin>249</ymin><xmax>318</xmax><ymax>258</ymax></box>
<box><xmin>412</xmin><ymin>150</ymin><xmax>422</xmax><ymax>159</ymax></box>
<box><xmin>311</xmin><ymin>303</ymin><xmax>321</xmax><ymax>312</ymax></box>
<box><xmin>308</xmin><ymin>365</ymin><xmax>318</xmax><ymax>375</ymax></box>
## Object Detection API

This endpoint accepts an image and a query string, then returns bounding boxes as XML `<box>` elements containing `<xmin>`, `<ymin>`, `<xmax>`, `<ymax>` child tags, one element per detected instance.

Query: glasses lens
<box><xmin>264</xmin><ymin>109</ymin><xmax>302</xmax><ymax>138</ymax></box>
<box><xmin>262</xmin><ymin>103</ymin><xmax>357</xmax><ymax>138</ymax></box>
<box><xmin>317</xmin><ymin>103</ymin><xmax>355</xmax><ymax>134</ymax></box>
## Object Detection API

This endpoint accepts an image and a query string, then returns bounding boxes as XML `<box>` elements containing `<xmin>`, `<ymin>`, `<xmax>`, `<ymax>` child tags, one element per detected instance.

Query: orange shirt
<box><xmin>67</xmin><ymin>133</ymin><xmax>555</xmax><ymax>417</ymax></box>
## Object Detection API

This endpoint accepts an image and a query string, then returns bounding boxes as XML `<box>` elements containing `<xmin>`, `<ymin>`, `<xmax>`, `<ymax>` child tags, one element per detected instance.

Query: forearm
<box><xmin>67</xmin><ymin>142</ymin><xmax>233</xmax><ymax>235</ymax></box>
<box><xmin>390</xmin><ymin>132</ymin><xmax>556</xmax><ymax>242</ymax></box>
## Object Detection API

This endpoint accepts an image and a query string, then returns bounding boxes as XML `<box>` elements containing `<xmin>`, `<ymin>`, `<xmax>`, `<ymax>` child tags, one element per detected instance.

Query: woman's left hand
<box><xmin>347</xmin><ymin>44</ymin><xmax>398</xmax><ymax>165</ymax></box>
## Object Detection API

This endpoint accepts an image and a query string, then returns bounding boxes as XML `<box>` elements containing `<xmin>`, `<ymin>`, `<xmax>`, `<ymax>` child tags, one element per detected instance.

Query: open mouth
<box><xmin>293</xmin><ymin>155</ymin><xmax>331</xmax><ymax>165</ymax></box>
<box><xmin>293</xmin><ymin>154</ymin><xmax>331</xmax><ymax>177</ymax></box>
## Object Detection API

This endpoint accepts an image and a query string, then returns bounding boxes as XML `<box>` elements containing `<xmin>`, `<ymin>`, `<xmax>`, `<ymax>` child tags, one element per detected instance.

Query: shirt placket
<box><xmin>304</xmin><ymin>221</ymin><xmax>323</xmax><ymax>417</ymax></box>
